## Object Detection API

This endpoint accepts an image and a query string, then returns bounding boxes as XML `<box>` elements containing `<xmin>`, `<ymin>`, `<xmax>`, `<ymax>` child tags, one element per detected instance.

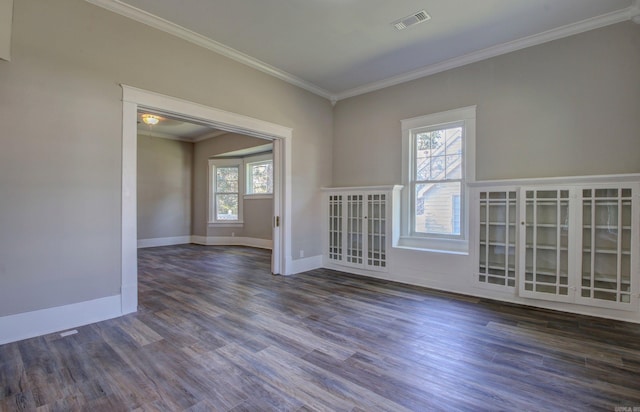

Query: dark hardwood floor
<box><xmin>2</xmin><ymin>244</ymin><xmax>640</xmax><ymax>411</ymax></box>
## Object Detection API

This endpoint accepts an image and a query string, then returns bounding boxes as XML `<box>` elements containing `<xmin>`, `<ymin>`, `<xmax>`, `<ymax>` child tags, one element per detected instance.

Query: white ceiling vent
<box><xmin>392</xmin><ymin>10</ymin><xmax>431</xmax><ymax>31</ymax></box>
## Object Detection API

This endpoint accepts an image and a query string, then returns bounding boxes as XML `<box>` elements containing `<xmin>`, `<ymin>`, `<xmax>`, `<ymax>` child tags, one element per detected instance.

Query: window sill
<box><xmin>394</xmin><ymin>236</ymin><xmax>469</xmax><ymax>255</ymax></box>
<box><xmin>244</xmin><ymin>194</ymin><xmax>273</xmax><ymax>200</ymax></box>
<box><xmin>208</xmin><ymin>221</ymin><xmax>244</xmax><ymax>228</ymax></box>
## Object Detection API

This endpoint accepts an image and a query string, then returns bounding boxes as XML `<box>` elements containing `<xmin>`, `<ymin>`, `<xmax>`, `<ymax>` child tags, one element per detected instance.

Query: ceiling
<box><xmin>136</xmin><ymin>112</ymin><xmax>273</xmax><ymax>153</ymax></box>
<box><xmin>92</xmin><ymin>0</ymin><xmax>639</xmax><ymax>101</ymax></box>
<box><xmin>137</xmin><ymin>111</ymin><xmax>226</xmax><ymax>141</ymax></box>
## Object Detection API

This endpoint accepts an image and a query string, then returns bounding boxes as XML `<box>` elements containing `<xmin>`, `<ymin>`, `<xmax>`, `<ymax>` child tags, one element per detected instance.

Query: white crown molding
<box><xmin>334</xmin><ymin>4</ymin><xmax>638</xmax><ymax>101</ymax></box>
<box><xmin>88</xmin><ymin>0</ymin><xmax>636</xmax><ymax>103</ymax></box>
<box><xmin>85</xmin><ymin>0</ymin><xmax>333</xmax><ymax>100</ymax></box>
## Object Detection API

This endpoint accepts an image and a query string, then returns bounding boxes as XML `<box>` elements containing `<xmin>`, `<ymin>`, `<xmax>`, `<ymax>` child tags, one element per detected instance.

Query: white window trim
<box><xmin>245</xmin><ymin>152</ymin><xmax>274</xmax><ymax>197</ymax></box>
<box><xmin>208</xmin><ymin>158</ymin><xmax>244</xmax><ymax>225</ymax></box>
<box><xmin>399</xmin><ymin>105</ymin><xmax>476</xmax><ymax>254</ymax></box>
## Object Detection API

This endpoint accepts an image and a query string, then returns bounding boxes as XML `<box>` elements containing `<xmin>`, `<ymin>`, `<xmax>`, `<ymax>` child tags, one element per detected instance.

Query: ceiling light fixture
<box><xmin>141</xmin><ymin>114</ymin><xmax>161</xmax><ymax>126</ymax></box>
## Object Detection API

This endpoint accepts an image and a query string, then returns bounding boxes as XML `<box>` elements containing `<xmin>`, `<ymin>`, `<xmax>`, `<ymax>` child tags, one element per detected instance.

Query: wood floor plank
<box><xmin>216</xmin><ymin>343</ymin><xmax>362</xmax><ymax>412</ymax></box>
<box><xmin>2</xmin><ymin>244</ymin><xmax>640</xmax><ymax>411</ymax></box>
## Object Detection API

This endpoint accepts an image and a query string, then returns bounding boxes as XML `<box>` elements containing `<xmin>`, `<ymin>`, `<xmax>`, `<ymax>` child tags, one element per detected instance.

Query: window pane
<box><xmin>416</xmin><ymin>130</ymin><xmax>444</xmax><ymax>152</ymax></box>
<box><xmin>416</xmin><ymin>150</ymin><xmax>430</xmax><ymax>181</ymax></box>
<box><xmin>415</xmin><ymin>126</ymin><xmax>463</xmax><ymax>182</ymax></box>
<box><xmin>216</xmin><ymin>194</ymin><xmax>238</xmax><ymax>220</ymax></box>
<box><xmin>249</xmin><ymin>161</ymin><xmax>273</xmax><ymax>194</ymax></box>
<box><xmin>415</xmin><ymin>182</ymin><xmax>461</xmax><ymax>235</ymax></box>
<box><xmin>430</xmin><ymin>156</ymin><xmax>445</xmax><ymax>180</ymax></box>
<box><xmin>445</xmin><ymin>127</ymin><xmax>462</xmax><ymax>155</ymax></box>
<box><xmin>216</xmin><ymin>167</ymin><xmax>238</xmax><ymax>193</ymax></box>
<box><xmin>445</xmin><ymin>154</ymin><xmax>462</xmax><ymax>179</ymax></box>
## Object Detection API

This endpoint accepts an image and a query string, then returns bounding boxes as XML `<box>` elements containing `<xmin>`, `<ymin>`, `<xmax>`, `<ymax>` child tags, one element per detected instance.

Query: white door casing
<box><xmin>121</xmin><ymin>85</ymin><xmax>293</xmax><ymax>314</ymax></box>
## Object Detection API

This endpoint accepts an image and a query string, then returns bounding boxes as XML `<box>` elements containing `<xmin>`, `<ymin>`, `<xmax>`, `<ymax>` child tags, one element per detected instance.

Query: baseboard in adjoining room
<box><xmin>137</xmin><ymin>236</ymin><xmax>191</xmax><ymax>248</ymax></box>
<box><xmin>190</xmin><ymin>236</ymin><xmax>273</xmax><ymax>250</ymax></box>
<box><xmin>137</xmin><ymin>235</ymin><xmax>273</xmax><ymax>250</ymax></box>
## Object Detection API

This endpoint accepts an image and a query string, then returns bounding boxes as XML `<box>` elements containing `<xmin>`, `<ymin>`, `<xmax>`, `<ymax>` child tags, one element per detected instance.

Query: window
<box><xmin>400</xmin><ymin>106</ymin><xmax>476</xmax><ymax>253</ymax></box>
<box><xmin>246</xmin><ymin>157</ymin><xmax>273</xmax><ymax>195</ymax></box>
<box><xmin>208</xmin><ymin>152</ymin><xmax>273</xmax><ymax>225</ymax></box>
<box><xmin>216</xmin><ymin>166</ymin><xmax>240</xmax><ymax>220</ymax></box>
<box><xmin>209</xmin><ymin>159</ymin><xmax>243</xmax><ymax>224</ymax></box>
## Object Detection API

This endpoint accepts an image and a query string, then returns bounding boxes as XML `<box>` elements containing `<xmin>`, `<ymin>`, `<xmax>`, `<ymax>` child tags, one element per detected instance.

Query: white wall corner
<box><xmin>0</xmin><ymin>295</ymin><xmax>123</xmax><ymax>345</ymax></box>
<box><xmin>289</xmin><ymin>255</ymin><xmax>323</xmax><ymax>275</ymax></box>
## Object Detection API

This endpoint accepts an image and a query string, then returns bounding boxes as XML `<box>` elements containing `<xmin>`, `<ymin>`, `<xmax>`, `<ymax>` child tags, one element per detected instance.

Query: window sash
<box><xmin>412</xmin><ymin>121</ymin><xmax>464</xmax><ymax>183</ymax></box>
<box><xmin>215</xmin><ymin>166</ymin><xmax>240</xmax><ymax>221</ymax></box>
<box><xmin>410</xmin><ymin>181</ymin><xmax>464</xmax><ymax>238</ymax></box>
<box><xmin>215</xmin><ymin>193</ymin><xmax>239</xmax><ymax>221</ymax></box>
<box><xmin>209</xmin><ymin>161</ymin><xmax>243</xmax><ymax>223</ymax></box>
<box><xmin>410</xmin><ymin>122</ymin><xmax>465</xmax><ymax>239</ymax></box>
<box><xmin>216</xmin><ymin>166</ymin><xmax>239</xmax><ymax>194</ymax></box>
<box><xmin>246</xmin><ymin>160</ymin><xmax>273</xmax><ymax>194</ymax></box>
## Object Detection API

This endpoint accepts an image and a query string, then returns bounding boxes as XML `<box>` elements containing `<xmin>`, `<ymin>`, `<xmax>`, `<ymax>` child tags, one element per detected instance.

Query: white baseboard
<box><xmin>137</xmin><ymin>236</ymin><xmax>191</xmax><ymax>248</ymax></box>
<box><xmin>289</xmin><ymin>255</ymin><xmax>323</xmax><ymax>275</ymax></box>
<box><xmin>0</xmin><ymin>295</ymin><xmax>123</xmax><ymax>345</ymax></box>
<box><xmin>191</xmin><ymin>236</ymin><xmax>273</xmax><ymax>250</ymax></box>
<box><xmin>190</xmin><ymin>235</ymin><xmax>208</xmax><ymax>245</ymax></box>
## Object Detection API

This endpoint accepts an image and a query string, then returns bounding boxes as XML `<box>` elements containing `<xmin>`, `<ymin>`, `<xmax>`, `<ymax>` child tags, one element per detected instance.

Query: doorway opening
<box><xmin>121</xmin><ymin>85</ymin><xmax>292</xmax><ymax>314</ymax></box>
<box><xmin>136</xmin><ymin>109</ymin><xmax>275</xmax><ymax>250</ymax></box>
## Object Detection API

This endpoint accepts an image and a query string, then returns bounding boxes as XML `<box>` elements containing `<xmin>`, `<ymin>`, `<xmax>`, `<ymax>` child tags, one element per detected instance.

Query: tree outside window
<box><xmin>247</xmin><ymin>160</ymin><xmax>273</xmax><ymax>194</ymax></box>
<box><xmin>215</xmin><ymin>166</ymin><xmax>239</xmax><ymax>220</ymax></box>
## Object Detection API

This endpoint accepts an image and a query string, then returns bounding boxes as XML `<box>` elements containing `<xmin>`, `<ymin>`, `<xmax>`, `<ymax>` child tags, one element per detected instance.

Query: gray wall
<box><xmin>242</xmin><ymin>198</ymin><xmax>273</xmax><ymax>240</ymax></box>
<box><xmin>0</xmin><ymin>0</ymin><xmax>332</xmax><ymax>317</ymax></box>
<box><xmin>333</xmin><ymin>22</ymin><xmax>640</xmax><ymax>186</ymax></box>
<box><xmin>137</xmin><ymin>135</ymin><xmax>193</xmax><ymax>240</ymax></box>
<box><xmin>0</xmin><ymin>0</ymin><xmax>11</xmax><ymax>61</ymax></box>
<box><xmin>330</xmin><ymin>20</ymin><xmax>640</xmax><ymax>322</ymax></box>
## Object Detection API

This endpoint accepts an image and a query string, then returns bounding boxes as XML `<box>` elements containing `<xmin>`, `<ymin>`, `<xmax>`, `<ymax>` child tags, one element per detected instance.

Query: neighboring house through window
<box><xmin>400</xmin><ymin>106</ymin><xmax>476</xmax><ymax>253</ymax></box>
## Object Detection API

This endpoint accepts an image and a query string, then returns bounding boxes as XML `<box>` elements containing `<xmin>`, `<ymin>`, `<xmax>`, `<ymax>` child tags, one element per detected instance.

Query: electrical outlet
<box><xmin>231</xmin><ymin>232</ymin><xmax>235</xmax><ymax>237</ymax></box>
<box><xmin>299</xmin><ymin>250</ymin><xmax>304</xmax><ymax>258</ymax></box>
